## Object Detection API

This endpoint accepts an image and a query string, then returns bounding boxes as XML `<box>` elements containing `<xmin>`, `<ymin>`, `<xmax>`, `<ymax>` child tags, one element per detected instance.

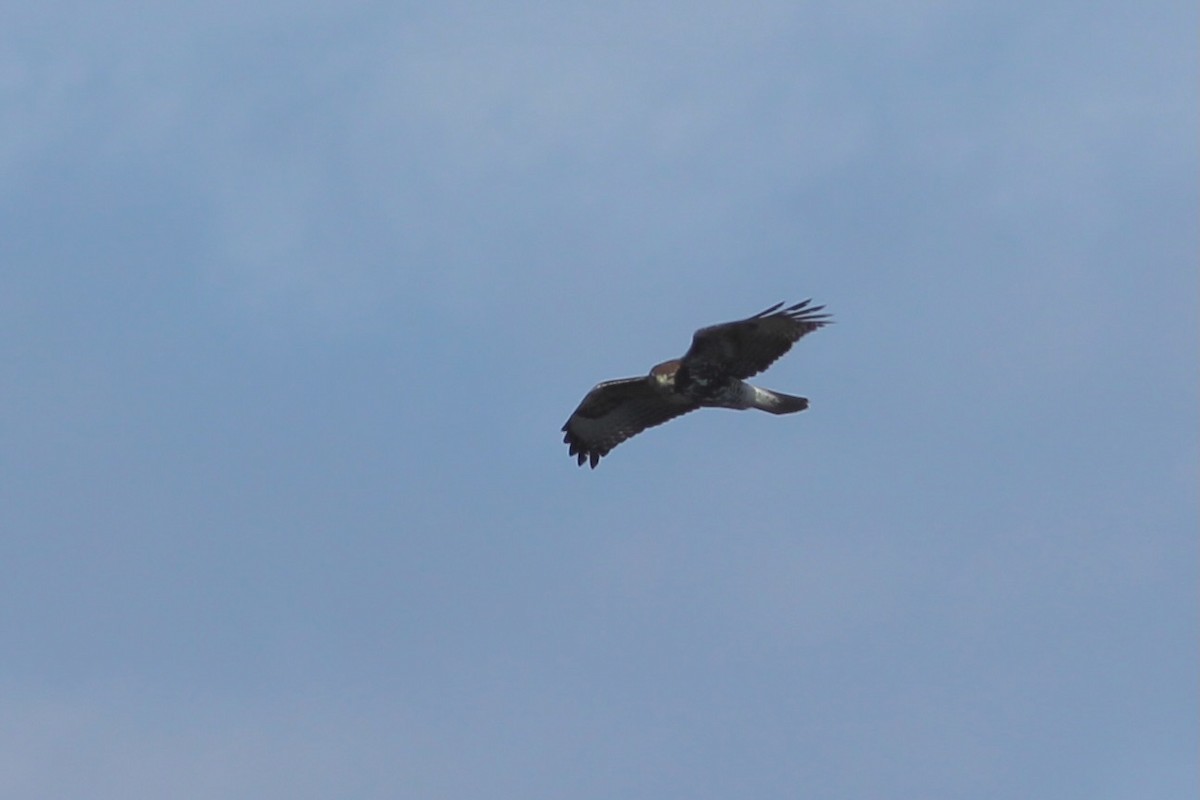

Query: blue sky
<box><xmin>2</xmin><ymin>1</ymin><xmax>1196</xmax><ymax>797</ymax></box>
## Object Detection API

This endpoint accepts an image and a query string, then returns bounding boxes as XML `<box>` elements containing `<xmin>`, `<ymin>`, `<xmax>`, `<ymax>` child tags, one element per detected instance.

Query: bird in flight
<box><xmin>561</xmin><ymin>300</ymin><xmax>831</xmax><ymax>468</ymax></box>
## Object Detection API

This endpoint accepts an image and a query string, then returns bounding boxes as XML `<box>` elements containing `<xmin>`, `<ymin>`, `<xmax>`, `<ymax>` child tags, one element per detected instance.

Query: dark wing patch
<box><xmin>561</xmin><ymin>377</ymin><xmax>699</xmax><ymax>468</ymax></box>
<box><xmin>681</xmin><ymin>299</ymin><xmax>831</xmax><ymax>380</ymax></box>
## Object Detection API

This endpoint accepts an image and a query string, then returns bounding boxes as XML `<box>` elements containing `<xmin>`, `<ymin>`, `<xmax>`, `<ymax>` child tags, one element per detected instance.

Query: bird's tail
<box><xmin>751</xmin><ymin>386</ymin><xmax>809</xmax><ymax>415</ymax></box>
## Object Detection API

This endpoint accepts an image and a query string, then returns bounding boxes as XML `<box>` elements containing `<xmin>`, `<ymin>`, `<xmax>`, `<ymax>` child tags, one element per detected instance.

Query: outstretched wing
<box><xmin>561</xmin><ymin>377</ymin><xmax>699</xmax><ymax>468</ymax></box>
<box><xmin>681</xmin><ymin>299</ymin><xmax>831</xmax><ymax>380</ymax></box>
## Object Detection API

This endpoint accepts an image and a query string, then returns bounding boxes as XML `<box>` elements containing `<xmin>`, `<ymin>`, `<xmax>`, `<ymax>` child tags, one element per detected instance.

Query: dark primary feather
<box><xmin>682</xmin><ymin>299</ymin><xmax>832</xmax><ymax>380</ymax></box>
<box><xmin>561</xmin><ymin>378</ymin><xmax>699</xmax><ymax>468</ymax></box>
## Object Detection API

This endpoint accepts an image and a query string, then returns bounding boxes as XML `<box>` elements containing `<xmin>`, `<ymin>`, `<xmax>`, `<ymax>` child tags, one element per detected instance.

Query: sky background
<box><xmin>2</xmin><ymin>1</ymin><xmax>1196</xmax><ymax>798</ymax></box>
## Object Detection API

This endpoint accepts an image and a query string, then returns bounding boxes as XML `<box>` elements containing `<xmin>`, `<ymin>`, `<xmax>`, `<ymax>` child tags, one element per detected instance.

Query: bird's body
<box><xmin>562</xmin><ymin>300</ymin><xmax>831</xmax><ymax>467</ymax></box>
<box><xmin>650</xmin><ymin>358</ymin><xmax>808</xmax><ymax>412</ymax></box>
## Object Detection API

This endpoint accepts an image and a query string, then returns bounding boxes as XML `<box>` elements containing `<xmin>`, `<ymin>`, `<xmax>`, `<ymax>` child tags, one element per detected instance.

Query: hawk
<box><xmin>562</xmin><ymin>299</ymin><xmax>831</xmax><ymax>468</ymax></box>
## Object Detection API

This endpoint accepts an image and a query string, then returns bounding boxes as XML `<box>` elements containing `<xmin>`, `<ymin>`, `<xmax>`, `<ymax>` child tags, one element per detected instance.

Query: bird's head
<box><xmin>649</xmin><ymin>359</ymin><xmax>681</xmax><ymax>389</ymax></box>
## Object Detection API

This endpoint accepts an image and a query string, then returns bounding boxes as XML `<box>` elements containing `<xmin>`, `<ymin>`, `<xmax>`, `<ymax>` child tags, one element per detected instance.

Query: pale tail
<box><xmin>751</xmin><ymin>386</ymin><xmax>809</xmax><ymax>414</ymax></box>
